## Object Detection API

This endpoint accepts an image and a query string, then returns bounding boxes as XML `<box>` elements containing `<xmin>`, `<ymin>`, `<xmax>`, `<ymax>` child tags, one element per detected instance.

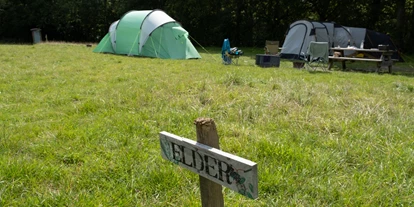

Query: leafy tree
<box><xmin>0</xmin><ymin>0</ymin><xmax>413</xmax><ymax>52</ymax></box>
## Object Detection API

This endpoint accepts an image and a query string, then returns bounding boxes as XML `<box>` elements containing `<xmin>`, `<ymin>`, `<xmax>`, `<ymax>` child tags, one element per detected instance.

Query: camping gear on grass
<box><xmin>221</xmin><ymin>38</ymin><xmax>243</xmax><ymax>65</ymax></box>
<box><xmin>301</xmin><ymin>41</ymin><xmax>330</xmax><ymax>71</ymax></box>
<box><xmin>264</xmin><ymin>40</ymin><xmax>279</xmax><ymax>55</ymax></box>
<box><xmin>94</xmin><ymin>9</ymin><xmax>201</xmax><ymax>59</ymax></box>
<box><xmin>280</xmin><ymin>20</ymin><xmax>403</xmax><ymax>62</ymax></box>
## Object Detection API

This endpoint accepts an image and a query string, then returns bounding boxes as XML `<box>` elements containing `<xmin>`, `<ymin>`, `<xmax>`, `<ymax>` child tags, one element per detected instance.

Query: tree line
<box><xmin>0</xmin><ymin>0</ymin><xmax>413</xmax><ymax>53</ymax></box>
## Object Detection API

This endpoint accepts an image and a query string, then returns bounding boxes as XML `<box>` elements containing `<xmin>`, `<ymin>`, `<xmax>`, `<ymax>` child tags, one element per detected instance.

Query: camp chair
<box><xmin>301</xmin><ymin>41</ymin><xmax>329</xmax><ymax>71</ymax></box>
<box><xmin>265</xmin><ymin>40</ymin><xmax>279</xmax><ymax>55</ymax></box>
<box><xmin>221</xmin><ymin>38</ymin><xmax>243</xmax><ymax>65</ymax></box>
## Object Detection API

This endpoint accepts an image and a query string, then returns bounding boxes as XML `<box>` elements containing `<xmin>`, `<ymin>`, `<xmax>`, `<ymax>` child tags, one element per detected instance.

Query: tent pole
<box><xmin>129</xmin><ymin>31</ymin><xmax>141</xmax><ymax>56</ymax></box>
<box><xmin>158</xmin><ymin>27</ymin><xmax>163</xmax><ymax>54</ymax></box>
<box><xmin>151</xmin><ymin>38</ymin><xmax>159</xmax><ymax>58</ymax></box>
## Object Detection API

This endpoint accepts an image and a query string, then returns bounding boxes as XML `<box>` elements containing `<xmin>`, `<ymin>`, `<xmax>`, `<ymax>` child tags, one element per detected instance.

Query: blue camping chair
<box><xmin>221</xmin><ymin>38</ymin><xmax>243</xmax><ymax>65</ymax></box>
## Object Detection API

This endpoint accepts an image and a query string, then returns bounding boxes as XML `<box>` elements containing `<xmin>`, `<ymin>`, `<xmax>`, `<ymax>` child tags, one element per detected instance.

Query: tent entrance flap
<box><xmin>172</xmin><ymin>27</ymin><xmax>188</xmax><ymax>39</ymax></box>
<box><xmin>93</xmin><ymin>33</ymin><xmax>114</xmax><ymax>53</ymax></box>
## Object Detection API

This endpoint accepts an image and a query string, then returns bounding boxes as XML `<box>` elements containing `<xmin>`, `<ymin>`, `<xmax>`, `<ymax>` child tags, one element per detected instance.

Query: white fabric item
<box><xmin>138</xmin><ymin>10</ymin><xmax>175</xmax><ymax>53</ymax></box>
<box><xmin>109</xmin><ymin>20</ymin><xmax>119</xmax><ymax>50</ymax></box>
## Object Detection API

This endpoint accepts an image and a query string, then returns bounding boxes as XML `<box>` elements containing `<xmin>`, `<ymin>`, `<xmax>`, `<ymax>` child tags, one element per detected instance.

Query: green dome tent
<box><xmin>93</xmin><ymin>10</ymin><xmax>201</xmax><ymax>59</ymax></box>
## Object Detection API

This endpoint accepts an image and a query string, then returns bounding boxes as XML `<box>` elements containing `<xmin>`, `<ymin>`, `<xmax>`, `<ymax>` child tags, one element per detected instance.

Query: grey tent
<box><xmin>280</xmin><ymin>20</ymin><xmax>403</xmax><ymax>61</ymax></box>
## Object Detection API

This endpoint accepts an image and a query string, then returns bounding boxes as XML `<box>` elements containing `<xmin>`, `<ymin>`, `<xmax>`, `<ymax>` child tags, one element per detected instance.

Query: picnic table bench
<box><xmin>328</xmin><ymin>47</ymin><xmax>395</xmax><ymax>73</ymax></box>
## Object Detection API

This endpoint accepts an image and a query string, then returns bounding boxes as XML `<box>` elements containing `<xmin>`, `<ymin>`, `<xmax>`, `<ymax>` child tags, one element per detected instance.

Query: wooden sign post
<box><xmin>195</xmin><ymin>118</ymin><xmax>224</xmax><ymax>207</ymax></box>
<box><xmin>160</xmin><ymin>118</ymin><xmax>258</xmax><ymax>206</ymax></box>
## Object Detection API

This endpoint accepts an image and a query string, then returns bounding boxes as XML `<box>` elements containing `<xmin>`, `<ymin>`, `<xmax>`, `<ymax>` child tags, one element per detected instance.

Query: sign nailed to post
<box><xmin>160</xmin><ymin>131</ymin><xmax>258</xmax><ymax>199</ymax></box>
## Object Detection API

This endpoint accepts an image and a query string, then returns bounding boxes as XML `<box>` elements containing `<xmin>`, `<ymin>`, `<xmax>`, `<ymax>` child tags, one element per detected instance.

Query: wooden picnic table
<box><xmin>328</xmin><ymin>47</ymin><xmax>395</xmax><ymax>73</ymax></box>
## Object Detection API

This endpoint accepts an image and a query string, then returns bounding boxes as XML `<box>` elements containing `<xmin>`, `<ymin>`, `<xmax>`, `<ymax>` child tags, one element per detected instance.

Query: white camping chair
<box><xmin>301</xmin><ymin>41</ymin><xmax>329</xmax><ymax>71</ymax></box>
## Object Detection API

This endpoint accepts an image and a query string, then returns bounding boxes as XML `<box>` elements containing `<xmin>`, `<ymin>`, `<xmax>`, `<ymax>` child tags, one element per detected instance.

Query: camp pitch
<box><xmin>159</xmin><ymin>131</ymin><xmax>258</xmax><ymax>199</ymax></box>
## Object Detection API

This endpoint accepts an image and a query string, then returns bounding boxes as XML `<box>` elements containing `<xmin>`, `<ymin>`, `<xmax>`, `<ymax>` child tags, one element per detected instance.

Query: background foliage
<box><xmin>0</xmin><ymin>0</ymin><xmax>413</xmax><ymax>51</ymax></box>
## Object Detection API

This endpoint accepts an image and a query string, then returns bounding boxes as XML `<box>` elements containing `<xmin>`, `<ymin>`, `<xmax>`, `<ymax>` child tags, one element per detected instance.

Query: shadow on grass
<box><xmin>307</xmin><ymin>70</ymin><xmax>332</xmax><ymax>74</ymax></box>
<box><xmin>338</xmin><ymin>67</ymin><xmax>414</xmax><ymax>77</ymax></box>
<box><xmin>0</xmin><ymin>42</ymin><xmax>33</xmax><ymax>46</ymax></box>
<box><xmin>329</xmin><ymin>60</ymin><xmax>414</xmax><ymax>77</ymax></box>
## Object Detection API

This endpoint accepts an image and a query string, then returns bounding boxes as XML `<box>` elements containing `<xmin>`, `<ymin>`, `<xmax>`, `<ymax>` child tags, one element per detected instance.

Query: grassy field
<box><xmin>0</xmin><ymin>43</ymin><xmax>413</xmax><ymax>206</ymax></box>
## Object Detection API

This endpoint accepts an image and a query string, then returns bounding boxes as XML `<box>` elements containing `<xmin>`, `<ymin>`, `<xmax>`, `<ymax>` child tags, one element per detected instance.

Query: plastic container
<box><xmin>255</xmin><ymin>54</ymin><xmax>280</xmax><ymax>67</ymax></box>
<box><xmin>30</xmin><ymin>28</ymin><xmax>42</xmax><ymax>44</ymax></box>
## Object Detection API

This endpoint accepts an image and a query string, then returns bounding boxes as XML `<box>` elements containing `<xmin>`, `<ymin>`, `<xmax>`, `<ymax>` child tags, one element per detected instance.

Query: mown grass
<box><xmin>0</xmin><ymin>43</ymin><xmax>413</xmax><ymax>206</ymax></box>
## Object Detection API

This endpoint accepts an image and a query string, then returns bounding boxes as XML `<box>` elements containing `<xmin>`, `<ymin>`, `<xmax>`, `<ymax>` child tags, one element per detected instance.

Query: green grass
<box><xmin>1</xmin><ymin>43</ymin><xmax>414</xmax><ymax>206</ymax></box>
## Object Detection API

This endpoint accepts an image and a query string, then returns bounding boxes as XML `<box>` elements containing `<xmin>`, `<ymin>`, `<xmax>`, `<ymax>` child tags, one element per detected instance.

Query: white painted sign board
<box><xmin>159</xmin><ymin>131</ymin><xmax>258</xmax><ymax>199</ymax></box>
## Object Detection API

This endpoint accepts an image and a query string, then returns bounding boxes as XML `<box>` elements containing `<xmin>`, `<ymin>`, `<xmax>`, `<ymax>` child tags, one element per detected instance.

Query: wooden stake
<box><xmin>194</xmin><ymin>118</ymin><xmax>224</xmax><ymax>207</ymax></box>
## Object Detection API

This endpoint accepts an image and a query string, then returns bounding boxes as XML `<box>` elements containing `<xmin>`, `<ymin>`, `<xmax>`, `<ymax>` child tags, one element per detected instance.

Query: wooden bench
<box><xmin>328</xmin><ymin>55</ymin><xmax>393</xmax><ymax>73</ymax></box>
<box><xmin>329</xmin><ymin>48</ymin><xmax>395</xmax><ymax>73</ymax></box>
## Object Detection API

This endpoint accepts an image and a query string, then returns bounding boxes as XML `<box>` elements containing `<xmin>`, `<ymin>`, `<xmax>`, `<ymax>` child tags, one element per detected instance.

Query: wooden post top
<box><xmin>194</xmin><ymin>118</ymin><xmax>220</xmax><ymax>149</ymax></box>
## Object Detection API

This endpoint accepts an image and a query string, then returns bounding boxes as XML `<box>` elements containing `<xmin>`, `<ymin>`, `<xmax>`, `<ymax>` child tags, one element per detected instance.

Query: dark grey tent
<box><xmin>280</xmin><ymin>20</ymin><xmax>403</xmax><ymax>62</ymax></box>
